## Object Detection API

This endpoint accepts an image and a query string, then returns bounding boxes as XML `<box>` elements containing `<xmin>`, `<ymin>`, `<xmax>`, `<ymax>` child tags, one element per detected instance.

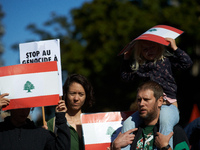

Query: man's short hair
<box><xmin>137</xmin><ymin>81</ymin><xmax>163</xmax><ymax>100</ymax></box>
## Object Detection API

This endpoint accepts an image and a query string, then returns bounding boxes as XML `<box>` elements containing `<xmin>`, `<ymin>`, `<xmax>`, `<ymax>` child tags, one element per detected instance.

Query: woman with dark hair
<box><xmin>47</xmin><ymin>74</ymin><xmax>95</xmax><ymax>150</ymax></box>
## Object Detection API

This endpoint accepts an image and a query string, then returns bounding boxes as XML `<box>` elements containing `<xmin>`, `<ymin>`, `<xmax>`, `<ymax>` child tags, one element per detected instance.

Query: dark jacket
<box><xmin>0</xmin><ymin>112</ymin><xmax>70</xmax><ymax>150</ymax></box>
<box><xmin>184</xmin><ymin>117</ymin><xmax>200</xmax><ymax>150</ymax></box>
<box><xmin>131</xmin><ymin>123</ymin><xmax>190</xmax><ymax>150</ymax></box>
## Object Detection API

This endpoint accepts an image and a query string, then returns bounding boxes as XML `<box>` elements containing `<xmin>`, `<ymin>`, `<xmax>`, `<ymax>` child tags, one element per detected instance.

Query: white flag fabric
<box><xmin>19</xmin><ymin>39</ymin><xmax>63</xmax><ymax>96</ymax></box>
<box><xmin>0</xmin><ymin>61</ymin><xmax>60</xmax><ymax>110</ymax></box>
<box><xmin>118</xmin><ymin>25</ymin><xmax>184</xmax><ymax>55</ymax></box>
<box><xmin>81</xmin><ymin>111</ymin><xmax>134</xmax><ymax>150</ymax></box>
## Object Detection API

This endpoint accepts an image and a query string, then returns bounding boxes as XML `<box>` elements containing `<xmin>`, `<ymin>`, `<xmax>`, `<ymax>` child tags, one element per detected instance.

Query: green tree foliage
<box><xmin>25</xmin><ymin>0</ymin><xmax>200</xmax><ymax>125</ymax></box>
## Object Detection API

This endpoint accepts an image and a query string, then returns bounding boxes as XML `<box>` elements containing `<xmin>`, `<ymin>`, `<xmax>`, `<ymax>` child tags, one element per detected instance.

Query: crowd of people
<box><xmin>119</xmin><ymin>37</ymin><xmax>192</xmax><ymax>150</ymax></box>
<box><xmin>0</xmin><ymin>28</ymin><xmax>195</xmax><ymax>150</ymax></box>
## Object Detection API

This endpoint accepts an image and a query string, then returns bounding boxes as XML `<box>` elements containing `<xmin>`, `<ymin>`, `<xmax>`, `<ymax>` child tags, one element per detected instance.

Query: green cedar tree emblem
<box><xmin>24</xmin><ymin>81</ymin><xmax>35</xmax><ymax>93</ymax></box>
<box><xmin>106</xmin><ymin>126</ymin><xmax>115</xmax><ymax>136</ymax></box>
<box><xmin>148</xmin><ymin>29</ymin><xmax>157</xmax><ymax>32</ymax></box>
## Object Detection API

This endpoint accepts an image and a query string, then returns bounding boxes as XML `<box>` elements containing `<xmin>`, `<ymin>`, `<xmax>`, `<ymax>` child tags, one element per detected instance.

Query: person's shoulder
<box><xmin>174</xmin><ymin>124</ymin><xmax>184</xmax><ymax>130</ymax></box>
<box><xmin>173</xmin><ymin>124</ymin><xmax>187</xmax><ymax>136</ymax></box>
<box><xmin>173</xmin><ymin>124</ymin><xmax>190</xmax><ymax>150</ymax></box>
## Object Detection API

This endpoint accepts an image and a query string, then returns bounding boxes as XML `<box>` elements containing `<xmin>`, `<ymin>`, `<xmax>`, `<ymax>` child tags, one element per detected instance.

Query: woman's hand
<box><xmin>55</xmin><ymin>100</ymin><xmax>67</xmax><ymax>113</ymax></box>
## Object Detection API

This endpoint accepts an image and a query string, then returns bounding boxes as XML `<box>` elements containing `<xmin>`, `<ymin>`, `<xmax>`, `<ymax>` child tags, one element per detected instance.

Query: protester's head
<box><xmin>137</xmin><ymin>81</ymin><xmax>164</xmax><ymax>100</ymax></box>
<box><xmin>10</xmin><ymin>108</ymin><xmax>30</xmax><ymax>126</ymax></box>
<box><xmin>63</xmin><ymin>74</ymin><xmax>95</xmax><ymax>112</ymax></box>
<box><xmin>131</xmin><ymin>40</ymin><xmax>165</xmax><ymax>70</ymax></box>
<box><xmin>136</xmin><ymin>81</ymin><xmax>163</xmax><ymax>125</ymax></box>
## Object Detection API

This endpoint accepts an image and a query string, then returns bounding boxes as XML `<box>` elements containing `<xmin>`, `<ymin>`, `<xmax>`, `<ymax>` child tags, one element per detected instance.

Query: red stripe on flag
<box><xmin>0</xmin><ymin>61</ymin><xmax>58</xmax><ymax>77</ymax></box>
<box><xmin>135</xmin><ymin>34</ymin><xmax>170</xmax><ymax>46</ymax></box>
<box><xmin>2</xmin><ymin>94</ymin><xmax>59</xmax><ymax>111</ymax></box>
<box><xmin>82</xmin><ymin>112</ymin><xmax>122</xmax><ymax>124</ymax></box>
<box><xmin>85</xmin><ymin>143</ymin><xmax>111</xmax><ymax>150</ymax></box>
<box><xmin>153</xmin><ymin>25</ymin><xmax>184</xmax><ymax>34</ymax></box>
<box><xmin>81</xmin><ymin>111</ymin><xmax>134</xmax><ymax>124</ymax></box>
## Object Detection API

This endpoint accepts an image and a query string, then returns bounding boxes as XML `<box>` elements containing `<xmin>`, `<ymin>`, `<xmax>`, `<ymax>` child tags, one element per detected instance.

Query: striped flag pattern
<box><xmin>0</xmin><ymin>61</ymin><xmax>60</xmax><ymax>110</ymax></box>
<box><xmin>118</xmin><ymin>25</ymin><xmax>184</xmax><ymax>55</ymax></box>
<box><xmin>81</xmin><ymin>111</ymin><xmax>134</xmax><ymax>150</ymax></box>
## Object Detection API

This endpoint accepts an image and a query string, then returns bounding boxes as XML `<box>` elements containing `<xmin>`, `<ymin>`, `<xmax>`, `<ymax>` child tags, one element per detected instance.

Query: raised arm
<box><xmin>165</xmin><ymin>38</ymin><xmax>193</xmax><ymax>70</ymax></box>
<box><xmin>45</xmin><ymin>100</ymin><xmax>70</xmax><ymax>150</ymax></box>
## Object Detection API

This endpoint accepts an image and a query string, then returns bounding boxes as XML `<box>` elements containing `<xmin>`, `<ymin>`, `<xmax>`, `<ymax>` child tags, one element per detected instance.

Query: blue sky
<box><xmin>1</xmin><ymin>0</ymin><xmax>91</xmax><ymax>67</ymax></box>
<box><xmin>0</xmin><ymin>0</ymin><xmax>92</xmax><ymax>122</ymax></box>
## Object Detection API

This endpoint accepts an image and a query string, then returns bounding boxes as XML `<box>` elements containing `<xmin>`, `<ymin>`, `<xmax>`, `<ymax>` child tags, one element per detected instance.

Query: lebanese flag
<box><xmin>118</xmin><ymin>25</ymin><xmax>184</xmax><ymax>55</ymax></box>
<box><xmin>0</xmin><ymin>61</ymin><xmax>60</xmax><ymax>110</ymax></box>
<box><xmin>81</xmin><ymin>111</ymin><xmax>134</xmax><ymax>150</ymax></box>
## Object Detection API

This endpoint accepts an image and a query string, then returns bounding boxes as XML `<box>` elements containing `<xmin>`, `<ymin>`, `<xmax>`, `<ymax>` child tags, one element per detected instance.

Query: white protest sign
<box><xmin>19</xmin><ymin>39</ymin><xmax>63</xmax><ymax>96</ymax></box>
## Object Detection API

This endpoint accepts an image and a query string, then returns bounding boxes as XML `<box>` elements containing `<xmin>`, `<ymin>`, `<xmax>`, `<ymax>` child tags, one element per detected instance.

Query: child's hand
<box><xmin>124</xmin><ymin>48</ymin><xmax>133</xmax><ymax>60</ymax></box>
<box><xmin>0</xmin><ymin>93</ymin><xmax>10</xmax><ymax>109</ymax></box>
<box><xmin>155</xmin><ymin>131</ymin><xmax>173</xmax><ymax>149</ymax></box>
<box><xmin>165</xmin><ymin>38</ymin><xmax>178</xmax><ymax>51</ymax></box>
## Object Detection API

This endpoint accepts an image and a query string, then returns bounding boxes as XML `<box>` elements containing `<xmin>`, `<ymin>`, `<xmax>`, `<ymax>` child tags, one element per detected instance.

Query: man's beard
<box><xmin>139</xmin><ymin>106</ymin><xmax>158</xmax><ymax>122</ymax></box>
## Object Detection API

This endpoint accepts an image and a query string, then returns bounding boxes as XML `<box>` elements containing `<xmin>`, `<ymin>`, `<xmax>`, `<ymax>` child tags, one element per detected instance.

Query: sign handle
<box><xmin>42</xmin><ymin>106</ymin><xmax>46</xmax><ymax>125</ymax></box>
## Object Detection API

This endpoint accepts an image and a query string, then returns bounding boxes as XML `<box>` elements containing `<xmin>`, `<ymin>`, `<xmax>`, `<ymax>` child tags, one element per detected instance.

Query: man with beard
<box><xmin>111</xmin><ymin>81</ymin><xmax>189</xmax><ymax>150</ymax></box>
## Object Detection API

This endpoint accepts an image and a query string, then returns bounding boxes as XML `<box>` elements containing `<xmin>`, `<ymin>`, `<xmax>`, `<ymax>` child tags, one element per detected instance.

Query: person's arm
<box><xmin>165</xmin><ymin>38</ymin><xmax>193</xmax><ymax>70</ymax></box>
<box><xmin>45</xmin><ymin>100</ymin><xmax>70</xmax><ymax>150</ymax></box>
<box><xmin>120</xmin><ymin>58</ymin><xmax>139</xmax><ymax>82</ymax></box>
<box><xmin>55</xmin><ymin>100</ymin><xmax>70</xmax><ymax>150</ymax></box>
<box><xmin>155</xmin><ymin>125</ymin><xmax>190</xmax><ymax>150</ymax></box>
<box><xmin>111</xmin><ymin>128</ymin><xmax>138</xmax><ymax>150</ymax></box>
<box><xmin>120</xmin><ymin>44</ymin><xmax>139</xmax><ymax>82</ymax></box>
<box><xmin>165</xmin><ymin>38</ymin><xmax>178</xmax><ymax>51</ymax></box>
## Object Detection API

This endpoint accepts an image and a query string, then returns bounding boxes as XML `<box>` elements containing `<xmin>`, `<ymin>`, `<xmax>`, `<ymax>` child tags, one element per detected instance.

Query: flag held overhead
<box><xmin>0</xmin><ymin>61</ymin><xmax>60</xmax><ymax>110</ymax></box>
<box><xmin>118</xmin><ymin>25</ymin><xmax>184</xmax><ymax>56</ymax></box>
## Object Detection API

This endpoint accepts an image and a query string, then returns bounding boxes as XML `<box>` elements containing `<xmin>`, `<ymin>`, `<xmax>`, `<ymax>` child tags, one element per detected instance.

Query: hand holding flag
<box><xmin>56</xmin><ymin>100</ymin><xmax>67</xmax><ymax>113</ymax></box>
<box><xmin>0</xmin><ymin>93</ymin><xmax>10</xmax><ymax>110</ymax></box>
<box><xmin>42</xmin><ymin>99</ymin><xmax>66</xmax><ymax>129</ymax></box>
<box><xmin>118</xmin><ymin>25</ymin><xmax>183</xmax><ymax>55</ymax></box>
<box><xmin>165</xmin><ymin>38</ymin><xmax>178</xmax><ymax>51</ymax></box>
<box><xmin>0</xmin><ymin>61</ymin><xmax>60</xmax><ymax>111</ymax></box>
